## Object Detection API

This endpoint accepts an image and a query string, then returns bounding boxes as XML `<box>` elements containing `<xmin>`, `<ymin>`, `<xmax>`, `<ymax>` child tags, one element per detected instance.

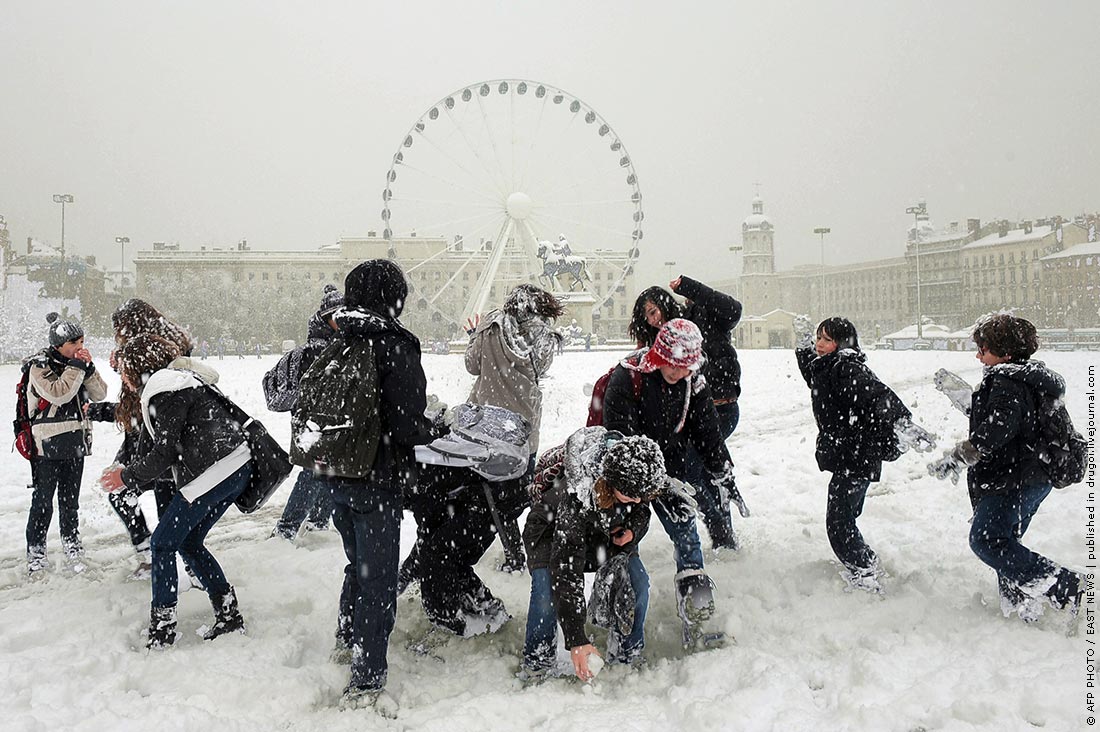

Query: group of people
<box><xmin>18</xmin><ymin>258</ymin><xmax>1085</xmax><ymax>718</ymax></box>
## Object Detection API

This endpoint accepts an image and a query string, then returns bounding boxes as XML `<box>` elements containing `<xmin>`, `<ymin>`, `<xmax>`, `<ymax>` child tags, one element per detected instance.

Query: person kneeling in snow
<box><xmin>521</xmin><ymin>428</ymin><xmax>669</xmax><ymax>682</ymax></box>
<box><xmin>795</xmin><ymin>316</ymin><xmax>936</xmax><ymax>594</ymax></box>
<box><xmin>928</xmin><ymin>314</ymin><xmax>1085</xmax><ymax>622</ymax></box>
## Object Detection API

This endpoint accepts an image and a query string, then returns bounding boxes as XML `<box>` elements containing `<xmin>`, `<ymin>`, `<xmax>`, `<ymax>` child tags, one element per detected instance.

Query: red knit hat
<box><xmin>637</xmin><ymin>318</ymin><xmax>704</xmax><ymax>372</ymax></box>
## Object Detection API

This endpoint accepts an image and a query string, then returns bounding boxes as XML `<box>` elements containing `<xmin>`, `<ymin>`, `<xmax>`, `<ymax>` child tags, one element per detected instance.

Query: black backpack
<box><xmin>262</xmin><ymin>348</ymin><xmax>304</xmax><ymax>413</ymax></box>
<box><xmin>1032</xmin><ymin>389</ymin><xmax>1088</xmax><ymax>489</ymax></box>
<box><xmin>290</xmin><ymin>340</ymin><xmax>380</xmax><ymax>478</ymax></box>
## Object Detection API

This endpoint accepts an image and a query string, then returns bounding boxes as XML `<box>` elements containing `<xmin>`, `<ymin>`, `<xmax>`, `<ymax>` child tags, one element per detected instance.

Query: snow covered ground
<box><xmin>0</xmin><ymin>349</ymin><xmax>1092</xmax><ymax>731</ymax></box>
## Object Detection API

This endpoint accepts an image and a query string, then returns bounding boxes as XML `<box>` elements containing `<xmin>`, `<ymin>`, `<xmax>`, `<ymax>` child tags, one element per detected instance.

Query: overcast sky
<box><xmin>1</xmin><ymin>0</ymin><xmax>1097</xmax><ymax>290</ymax></box>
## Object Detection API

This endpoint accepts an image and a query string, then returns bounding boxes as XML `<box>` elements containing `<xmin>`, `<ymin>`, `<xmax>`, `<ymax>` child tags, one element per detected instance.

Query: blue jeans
<box><xmin>523</xmin><ymin>554</ymin><xmax>650</xmax><ymax>670</ymax></box>
<box><xmin>26</xmin><ymin>457</ymin><xmax>83</xmax><ymax>553</ymax></box>
<box><xmin>274</xmin><ymin>469</ymin><xmax>333</xmax><ymax>536</ymax></box>
<box><xmin>653</xmin><ymin>498</ymin><xmax>705</xmax><ymax>573</ymax></box>
<box><xmin>329</xmin><ymin>479</ymin><xmax>402</xmax><ymax>692</ymax></box>
<box><xmin>826</xmin><ymin>475</ymin><xmax>875</xmax><ymax>571</ymax></box>
<box><xmin>150</xmin><ymin>463</ymin><xmax>250</xmax><ymax>608</ymax></box>
<box><xmin>970</xmin><ymin>484</ymin><xmax>1058</xmax><ymax>591</ymax></box>
<box><xmin>685</xmin><ymin>401</ymin><xmax>740</xmax><ymax>546</ymax></box>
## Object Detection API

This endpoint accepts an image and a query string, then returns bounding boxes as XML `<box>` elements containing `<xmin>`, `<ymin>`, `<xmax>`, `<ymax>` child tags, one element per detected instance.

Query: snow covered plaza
<box><xmin>0</xmin><ymin>348</ymin><xmax>1092</xmax><ymax>731</ymax></box>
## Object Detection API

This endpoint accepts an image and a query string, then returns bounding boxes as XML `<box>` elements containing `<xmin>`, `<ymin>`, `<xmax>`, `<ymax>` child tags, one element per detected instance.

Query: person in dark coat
<box><xmin>603</xmin><ymin>318</ymin><xmax>736</xmax><ymax>648</ymax></box>
<box><xmin>24</xmin><ymin>313</ymin><xmax>108</xmax><ymax>574</ymax></box>
<box><xmin>99</xmin><ymin>334</ymin><xmax>252</xmax><ymax>649</ymax></box>
<box><xmin>795</xmin><ymin>316</ymin><xmax>926</xmax><ymax>593</ymax></box>
<box><xmin>267</xmin><ymin>284</ymin><xmax>343</xmax><ymax>540</ymax></box>
<box><xmin>670</xmin><ymin>275</ymin><xmax>743</xmax><ymax>550</ymax></box>
<box><xmin>521</xmin><ymin>429</ymin><xmax>666</xmax><ymax>682</ymax></box>
<box><xmin>928</xmin><ymin>314</ymin><xmax>1084</xmax><ymax>621</ymax></box>
<box><xmin>309</xmin><ymin>259</ymin><xmax>434</xmax><ymax>717</ymax></box>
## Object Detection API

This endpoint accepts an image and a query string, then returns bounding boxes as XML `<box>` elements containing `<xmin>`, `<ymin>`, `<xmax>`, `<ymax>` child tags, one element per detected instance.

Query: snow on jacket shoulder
<box><xmin>27</xmin><ymin>348</ymin><xmax>108</xmax><ymax>460</ymax></box>
<box><xmin>121</xmin><ymin>369</ymin><xmax>247</xmax><ymax>498</ymax></box>
<box><xmin>966</xmin><ymin>360</ymin><xmax>1058</xmax><ymax>499</ymax></box>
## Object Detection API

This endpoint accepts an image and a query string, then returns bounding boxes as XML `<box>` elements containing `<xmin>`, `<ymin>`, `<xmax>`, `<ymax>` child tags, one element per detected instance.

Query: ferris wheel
<box><xmin>381</xmin><ymin>79</ymin><xmax>643</xmax><ymax>331</ymax></box>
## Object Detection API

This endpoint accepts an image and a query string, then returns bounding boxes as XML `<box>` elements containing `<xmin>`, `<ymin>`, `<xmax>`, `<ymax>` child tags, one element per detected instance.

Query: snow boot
<box><xmin>675</xmin><ymin>569</ymin><xmax>727</xmax><ymax>650</ymax></box>
<box><xmin>840</xmin><ymin>561</ymin><xmax>886</xmax><ymax>595</ymax></box>
<box><xmin>340</xmin><ymin>685</ymin><xmax>399</xmax><ymax>718</ymax></box>
<box><xmin>61</xmin><ymin>538</ymin><xmax>90</xmax><ymax>575</ymax></box>
<box><xmin>27</xmin><ymin>546</ymin><xmax>50</xmax><ymax>576</ymax></box>
<box><xmin>203</xmin><ymin>586</ymin><xmax>245</xmax><ymax>640</ymax></box>
<box><xmin>147</xmin><ymin>605</ymin><xmax>178</xmax><ymax>649</ymax></box>
<box><xmin>998</xmin><ymin>576</ymin><xmax>1043</xmax><ymax>624</ymax></box>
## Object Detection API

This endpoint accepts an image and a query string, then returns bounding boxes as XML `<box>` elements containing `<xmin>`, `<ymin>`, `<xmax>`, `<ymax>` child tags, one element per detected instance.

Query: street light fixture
<box><xmin>906</xmin><ymin>201</ymin><xmax>928</xmax><ymax>340</ymax></box>
<box><xmin>664</xmin><ymin>260</ymin><xmax>677</xmax><ymax>281</ymax></box>
<box><xmin>115</xmin><ymin>236</ymin><xmax>130</xmax><ymax>291</ymax></box>
<box><xmin>52</xmin><ymin>194</ymin><xmax>74</xmax><ymax>295</ymax></box>
<box><xmin>813</xmin><ymin>227</ymin><xmax>831</xmax><ymax>317</ymax></box>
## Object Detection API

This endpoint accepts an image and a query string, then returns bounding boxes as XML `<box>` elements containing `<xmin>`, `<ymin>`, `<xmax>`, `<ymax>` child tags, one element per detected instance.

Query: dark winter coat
<box><xmin>602</xmin><ymin>366</ymin><xmax>731</xmax><ymax>481</ymax></box>
<box><xmin>120</xmin><ymin>371</ymin><xmax>246</xmax><ymax>492</ymax></box>
<box><xmin>966</xmin><ymin>360</ymin><xmax>1060</xmax><ymax>502</ymax></box>
<box><xmin>796</xmin><ymin>346</ymin><xmax>910</xmax><ymax>482</ymax></box>
<box><xmin>263</xmin><ymin>312</ymin><xmax>338</xmax><ymax>412</ymax></box>
<box><xmin>328</xmin><ymin>306</ymin><xmax>435</xmax><ymax>493</ymax></box>
<box><xmin>678</xmin><ymin>276</ymin><xmax>743</xmax><ymax>402</ymax></box>
<box><xmin>26</xmin><ymin>347</ymin><xmax>108</xmax><ymax>460</ymax></box>
<box><xmin>522</xmin><ymin>430</ymin><xmax>652</xmax><ymax>650</ymax></box>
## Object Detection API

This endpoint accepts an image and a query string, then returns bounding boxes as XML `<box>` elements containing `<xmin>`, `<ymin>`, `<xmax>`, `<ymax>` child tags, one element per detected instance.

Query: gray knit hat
<box><xmin>46</xmin><ymin>312</ymin><xmax>84</xmax><ymax>348</ymax></box>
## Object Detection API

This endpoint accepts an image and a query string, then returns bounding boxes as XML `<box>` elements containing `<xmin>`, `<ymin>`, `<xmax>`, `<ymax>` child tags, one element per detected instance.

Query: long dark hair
<box><xmin>628</xmin><ymin>286</ymin><xmax>682</xmax><ymax>347</ymax></box>
<box><xmin>112</xmin><ymin>299</ymin><xmax>193</xmax><ymax>355</ymax></box>
<box><xmin>817</xmin><ymin>317</ymin><xmax>860</xmax><ymax>351</ymax></box>
<box><xmin>115</xmin><ymin>334</ymin><xmax>181</xmax><ymax>432</ymax></box>
<box><xmin>504</xmin><ymin>284</ymin><xmax>565</xmax><ymax>320</ymax></box>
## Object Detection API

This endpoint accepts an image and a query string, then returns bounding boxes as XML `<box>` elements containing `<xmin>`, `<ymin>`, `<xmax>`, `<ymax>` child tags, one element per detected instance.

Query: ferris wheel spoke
<box><xmin>528</xmin><ymin>210</ymin><xmax>636</xmax><ymax>242</ymax></box>
<box><xmin>523</xmin><ymin>109</ymin><xmax>581</xmax><ymax>201</ymax></box>
<box><xmin>463</xmin><ymin>218</ymin><xmax>515</xmax><ymax>320</ymax></box>
<box><xmin>534</xmin><ymin>198</ymin><xmax>637</xmax><ymax>209</ymax></box>
<box><xmin>389</xmin><ymin>195</ymin><xmax>502</xmax><ymax>210</ymax></box>
<box><xmin>534</xmin><ymin>164</ymin><xmax>624</xmax><ymax>205</ymax></box>
<box><xmin>396</xmin><ymin>161</ymin><xmax>501</xmax><ymax>206</ymax></box>
<box><xmin>444</xmin><ymin>105</ymin><xmax>510</xmax><ymax>199</ymax></box>
<box><xmin>518</xmin><ymin>95</ymin><xmax>549</xmax><ymax>193</ymax></box>
<box><xmin>413</xmin><ymin>128</ymin><xmax>509</xmax><ymax>202</ymax></box>
<box><xmin>390</xmin><ymin>209</ymin><xmax>504</xmax><ymax>239</ymax></box>
<box><xmin>475</xmin><ymin>94</ymin><xmax>513</xmax><ymax>195</ymax></box>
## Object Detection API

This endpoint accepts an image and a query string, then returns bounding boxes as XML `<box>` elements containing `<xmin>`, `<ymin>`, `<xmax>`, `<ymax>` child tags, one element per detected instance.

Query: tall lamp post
<box><xmin>906</xmin><ymin>201</ymin><xmax>927</xmax><ymax>340</ymax></box>
<box><xmin>664</xmin><ymin>260</ymin><xmax>677</xmax><ymax>281</ymax></box>
<box><xmin>115</xmin><ymin>236</ymin><xmax>130</xmax><ymax>293</ymax></box>
<box><xmin>813</xmin><ymin>227</ymin><xmax>831</xmax><ymax>317</ymax></box>
<box><xmin>52</xmin><ymin>194</ymin><xmax>74</xmax><ymax>295</ymax></box>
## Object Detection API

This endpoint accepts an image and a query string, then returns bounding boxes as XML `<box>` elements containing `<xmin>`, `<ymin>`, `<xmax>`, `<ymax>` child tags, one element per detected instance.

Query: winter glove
<box><xmin>656</xmin><ymin>478</ymin><xmax>698</xmax><ymax>523</ymax></box>
<box><xmin>793</xmin><ymin>314</ymin><xmax>815</xmax><ymax>350</ymax></box>
<box><xmin>933</xmin><ymin>368</ymin><xmax>973</xmax><ymax>416</ymax></box>
<box><xmin>710</xmin><ymin>464</ymin><xmax>750</xmax><ymax>518</ymax></box>
<box><xmin>894</xmin><ymin>417</ymin><xmax>938</xmax><ymax>454</ymax></box>
<box><xmin>927</xmin><ymin>441</ymin><xmax>980</xmax><ymax>485</ymax></box>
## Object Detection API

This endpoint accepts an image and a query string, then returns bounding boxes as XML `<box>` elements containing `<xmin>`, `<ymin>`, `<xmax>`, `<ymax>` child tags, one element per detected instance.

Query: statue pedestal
<box><xmin>554</xmin><ymin>291</ymin><xmax>596</xmax><ymax>332</ymax></box>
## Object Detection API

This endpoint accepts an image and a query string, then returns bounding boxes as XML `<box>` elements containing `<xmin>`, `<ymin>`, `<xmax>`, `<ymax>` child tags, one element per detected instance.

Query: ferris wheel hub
<box><xmin>505</xmin><ymin>191</ymin><xmax>534</xmax><ymax>220</ymax></box>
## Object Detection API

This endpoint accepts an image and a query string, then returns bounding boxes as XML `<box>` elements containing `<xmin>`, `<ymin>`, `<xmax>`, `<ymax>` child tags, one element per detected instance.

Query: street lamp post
<box><xmin>664</xmin><ymin>260</ymin><xmax>676</xmax><ymax>282</ymax></box>
<box><xmin>813</xmin><ymin>227</ymin><xmax>831</xmax><ymax>317</ymax></box>
<box><xmin>52</xmin><ymin>194</ymin><xmax>74</xmax><ymax>295</ymax></box>
<box><xmin>115</xmin><ymin>236</ymin><xmax>130</xmax><ymax>293</ymax></box>
<box><xmin>906</xmin><ymin>201</ymin><xmax>927</xmax><ymax>340</ymax></box>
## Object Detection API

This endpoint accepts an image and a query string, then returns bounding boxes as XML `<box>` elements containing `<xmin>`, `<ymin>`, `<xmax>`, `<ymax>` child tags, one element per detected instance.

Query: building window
<box><xmin>262</xmin><ymin>273</ymin><xmax>269</xmax><ymax>281</ymax></box>
<box><xmin>305</xmin><ymin>271</ymin><xmax>311</xmax><ymax>280</ymax></box>
<box><xmin>248</xmin><ymin>272</ymin><xmax>255</xmax><ymax>281</ymax></box>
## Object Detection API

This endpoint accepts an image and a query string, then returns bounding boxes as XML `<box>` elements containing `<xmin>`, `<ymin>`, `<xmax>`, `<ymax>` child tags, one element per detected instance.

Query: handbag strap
<box><xmin>205</xmin><ymin>384</ymin><xmax>256</xmax><ymax>430</ymax></box>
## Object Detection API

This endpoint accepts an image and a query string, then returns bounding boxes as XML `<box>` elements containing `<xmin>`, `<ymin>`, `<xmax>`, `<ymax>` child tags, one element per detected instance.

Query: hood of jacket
<box><xmin>563</xmin><ymin>426</ymin><xmax>615</xmax><ymax>511</ymax></box>
<box><xmin>332</xmin><ymin>306</ymin><xmax>409</xmax><ymax>339</ymax></box>
<box><xmin>987</xmin><ymin>359</ymin><xmax>1065</xmax><ymax>399</ymax></box>
<box><xmin>139</xmin><ymin>368</ymin><xmax>205</xmax><ymax>433</ymax></box>
<box><xmin>343</xmin><ymin>259</ymin><xmax>408</xmax><ymax>318</ymax></box>
<box><xmin>477</xmin><ymin>309</ymin><xmax>560</xmax><ymax>364</ymax></box>
<box><xmin>167</xmin><ymin>356</ymin><xmax>219</xmax><ymax>385</ymax></box>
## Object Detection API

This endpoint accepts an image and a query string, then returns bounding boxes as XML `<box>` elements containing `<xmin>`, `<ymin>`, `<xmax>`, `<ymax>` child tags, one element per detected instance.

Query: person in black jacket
<box><xmin>670</xmin><ymin>275</ymin><xmax>744</xmax><ymax>550</ymax></box>
<box><xmin>796</xmin><ymin>317</ymin><xmax>930</xmax><ymax>593</ymax></box>
<box><xmin>603</xmin><ymin>318</ymin><xmax>735</xmax><ymax>648</ymax></box>
<box><xmin>928</xmin><ymin>314</ymin><xmax>1084</xmax><ymax>621</ymax></box>
<box><xmin>307</xmin><ymin>259</ymin><xmax>434</xmax><ymax>717</ymax></box>
<box><xmin>521</xmin><ymin>428</ymin><xmax>666</xmax><ymax>682</ymax></box>
<box><xmin>99</xmin><ymin>334</ymin><xmax>252</xmax><ymax>649</ymax></box>
<box><xmin>266</xmin><ymin>284</ymin><xmax>343</xmax><ymax>541</ymax></box>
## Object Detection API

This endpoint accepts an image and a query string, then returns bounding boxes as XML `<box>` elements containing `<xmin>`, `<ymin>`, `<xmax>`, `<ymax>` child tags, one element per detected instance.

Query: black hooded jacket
<box><xmin>967</xmin><ymin>360</ymin><xmax>1062</xmax><ymax>501</ymax></box>
<box><xmin>329</xmin><ymin>260</ymin><xmax>434</xmax><ymax>492</ymax></box>
<box><xmin>678</xmin><ymin>276</ymin><xmax>743</xmax><ymax>401</ymax></box>
<box><xmin>796</xmin><ymin>346</ymin><xmax>910</xmax><ymax>482</ymax></box>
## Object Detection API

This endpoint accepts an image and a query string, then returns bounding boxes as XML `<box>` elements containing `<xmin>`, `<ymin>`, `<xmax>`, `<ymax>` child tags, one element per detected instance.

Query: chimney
<box><xmin>949</xmin><ymin>221</ymin><xmax>959</xmax><ymax>232</ymax></box>
<box><xmin>998</xmin><ymin>220</ymin><xmax>1010</xmax><ymax>237</ymax></box>
<box><xmin>967</xmin><ymin>218</ymin><xmax>981</xmax><ymax>235</ymax></box>
<box><xmin>1023</xmin><ymin>220</ymin><xmax>1032</xmax><ymax>235</ymax></box>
